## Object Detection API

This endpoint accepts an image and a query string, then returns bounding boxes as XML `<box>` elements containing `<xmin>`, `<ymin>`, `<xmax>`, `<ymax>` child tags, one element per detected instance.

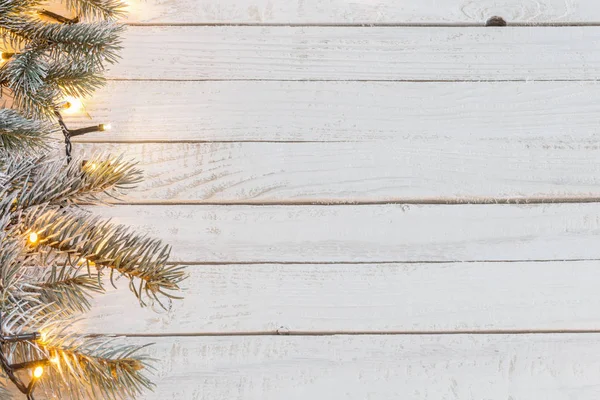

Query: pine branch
<box><xmin>0</xmin><ymin>109</ymin><xmax>52</xmax><ymax>152</ymax></box>
<box><xmin>0</xmin><ymin>318</ymin><xmax>153</xmax><ymax>400</ymax></box>
<box><xmin>46</xmin><ymin>60</ymin><xmax>105</xmax><ymax>98</ymax></box>
<box><xmin>30</xmin><ymin>263</ymin><xmax>104</xmax><ymax>314</ymax></box>
<box><xmin>0</xmin><ymin>48</ymin><xmax>57</xmax><ymax>118</ymax></box>
<box><xmin>62</xmin><ymin>0</ymin><xmax>128</xmax><ymax>21</ymax></box>
<box><xmin>23</xmin><ymin>206</ymin><xmax>187</xmax><ymax>307</ymax></box>
<box><xmin>2</xmin><ymin>153</ymin><xmax>142</xmax><ymax>210</ymax></box>
<box><xmin>39</xmin><ymin>335</ymin><xmax>154</xmax><ymax>400</ymax></box>
<box><xmin>0</xmin><ymin>0</ymin><xmax>44</xmax><ymax>16</ymax></box>
<box><xmin>0</xmin><ymin>16</ymin><xmax>124</xmax><ymax>67</ymax></box>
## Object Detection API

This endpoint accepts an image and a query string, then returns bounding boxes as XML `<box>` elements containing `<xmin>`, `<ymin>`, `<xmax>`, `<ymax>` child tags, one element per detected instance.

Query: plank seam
<box><xmin>99</xmin><ymin>198</ymin><xmax>600</xmax><ymax>206</ymax></box>
<box><xmin>105</xmin><ymin>78</ymin><xmax>600</xmax><ymax>83</ymax></box>
<box><xmin>93</xmin><ymin>329</ymin><xmax>600</xmax><ymax>337</ymax></box>
<box><xmin>169</xmin><ymin>259</ymin><xmax>600</xmax><ymax>265</ymax></box>
<box><xmin>125</xmin><ymin>22</ymin><xmax>600</xmax><ymax>28</ymax></box>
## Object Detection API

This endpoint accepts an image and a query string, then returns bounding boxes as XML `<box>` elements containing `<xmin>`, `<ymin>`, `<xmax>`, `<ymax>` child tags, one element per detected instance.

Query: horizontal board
<box><xmin>110</xmin><ymin>26</ymin><xmax>600</xmax><ymax>80</ymax></box>
<box><xmin>66</xmin><ymin>80</ymin><xmax>600</xmax><ymax>142</ymax></box>
<box><xmin>68</xmin><ymin>335</ymin><xmax>600</xmax><ymax>399</ymax></box>
<box><xmin>123</xmin><ymin>0</ymin><xmax>600</xmax><ymax>24</ymax></box>
<box><xmin>92</xmin><ymin>204</ymin><xmax>600</xmax><ymax>263</ymax></box>
<box><xmin>76</xmin><ymin>139</ymin><xmax>600</xmax><ymax>202</ymax></box>
<box><xmin>81</xmin><ymin>261</ymin><xmax>600</xmax><ymax>334</ymax></box>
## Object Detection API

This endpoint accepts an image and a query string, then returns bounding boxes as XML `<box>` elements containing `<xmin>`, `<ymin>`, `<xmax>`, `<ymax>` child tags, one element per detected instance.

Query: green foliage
<box><xmin>0</xmin><ymin>109</ymin><xmax>53</xmax><ymax>152</ymax></box>
<box><xmin>0</xmin><ymin>153</ymin><xmax>187</xmax><ymax>399</ymax></box>
<box><xmin>0</xmin><ymin>0</ymin><xmax>125</xmax><ymax>118</ymax></box>
<box><xmin>0</xmin><ymin>0</ymin><xmax>187</xmax><ymax>398</ymax></box>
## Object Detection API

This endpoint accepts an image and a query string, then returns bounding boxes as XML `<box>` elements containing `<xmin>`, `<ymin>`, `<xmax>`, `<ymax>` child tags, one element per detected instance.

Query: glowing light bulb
<box><xmin>88</xmin><ymin>163</ymin><xmax>98</xmax><ymax>171</ymax></box>
<box><xmin>50</xmin><ymin>356</ymin><xmax>60</xmax><ymax>364</ymax></box>
<box><xmin>28</xmin><ymin>232</ymin><xmax>39</xmax><ymax>244</ymax></box>
<box><xmin>33</xmin><ymin>366</ymin><xmax>44</xmax><ymax>379</ymax></box>
<box><xmin>99</xmin><ymin>123</ymin><xmax>111</xmax><ymax>131</ymax></box>
<box><xmin>61</xmin><ymin>97</ymin><xmax>83</xmax><ymax>114</ymax></box>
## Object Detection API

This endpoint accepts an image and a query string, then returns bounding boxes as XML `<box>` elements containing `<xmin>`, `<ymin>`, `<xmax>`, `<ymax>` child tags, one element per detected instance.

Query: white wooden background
<box><xmin>63</xmin><ymin>0</ymin><xmax>600</xmax><ymax>398</ymax></box>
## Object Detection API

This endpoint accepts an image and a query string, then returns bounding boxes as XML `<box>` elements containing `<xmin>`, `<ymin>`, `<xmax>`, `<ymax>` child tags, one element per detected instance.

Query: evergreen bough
<box><xmin>0</xmin><ymin>1</ymin><xmax>187</xmax><ymax>398</ymax></box>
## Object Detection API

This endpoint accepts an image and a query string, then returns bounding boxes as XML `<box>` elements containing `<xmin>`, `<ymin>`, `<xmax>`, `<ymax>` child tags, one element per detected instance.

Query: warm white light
<box><xmin>33</xmin><ymin>366</ymin><xmax>44</xmax><ymax>379</ymax></box>
<box><xmin>99</xmin><ymin>123</ymin><xmax>111</xmax><ymax>131</ymax></box>
<box><xmin>28</xmin><ymin>232</ymin><xmax>39</xmax><ymax>244</ymax></box>
<box><xmin>61</xmin><ymin>97</ymin><xmax>83</xmax><ymax>114</ymax></box>
<box><xmin>37</xmin><ymin>330</ymin><xmax>49</xmax><ymax>344</ymax></box>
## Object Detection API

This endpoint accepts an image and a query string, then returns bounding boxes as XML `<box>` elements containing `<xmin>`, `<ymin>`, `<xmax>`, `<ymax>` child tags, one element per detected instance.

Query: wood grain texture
<box><xmin>91</xmin><ymin>335</ymin><xmax>600</xmax><ymax>400</ymax></box>
<box><xmin>91</xmin><ymin>204</ymin><xmax>600</xmax><ymax>263</ymax></box>
<box><xmin>123</xmin><ymin>0</ymin><xmax>600</xmax><ymax>24</ymax></box>
<box><xmin>109</xmin><ymin>26</ymin><xmax>600</xmax><ymax>81</ymax></box>
<box><xmin>66</xmin><ymin>80</ymin><xmax>600</xmax><ymax>142</ymax></box>
<box><xmin>81</xmin><ymin>261</ymin><xmax>600</xmax><ymax>334</ymax></box>
<box><xmin>76</xmin><ymin>139</ymin><xmax>600</xmax><ymax>203</ymax></box>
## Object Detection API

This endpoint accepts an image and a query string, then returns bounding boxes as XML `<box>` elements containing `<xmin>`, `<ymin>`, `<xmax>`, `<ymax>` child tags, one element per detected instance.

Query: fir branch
<box><xmin>0</xmin><ymin>109</ymin><xmax>52</xmax><ymax>152</ymax></box>
<box><xmin>31</xmin><ymin>264</ymin><xmax>104</xmax><ymax>314</ymax></box>
<box><xmin>0</xmin><ymin>0</ymin><xmax>43</xmax><ymax>16</ymax></box>
<box><xmin>62</xmin><ymin>0</ymin><xmax>128</xmax><ymax>21</ymax></box>
<box><xmin>0</xmin><ymin>48</ymin><xmax>57</xmax><ymax>118</ymax></box>
<box><xmin>24</xmin><ymin>206</ymin><xmax>187</xmax><ymax>306</ymax></box>
<box><xmin>46</xmin><ymin>61</ymin><xmax>105</xmax><ymax>98</ymax></box>
<box><xmin>39</xmin><ymin>335</ymin><xmax>154</xmax><ymax>400</ymax></box>
<box><xmin>0</xmin><ymin>17</ymin><xmax>124</xmax><ymax>67</ymax></box>
<box><xmin>0</xmin><ymin>319</ymin><xmax>153</xmax><ymax>400</ymax></box>
<box><xmin>2</xmin><ymin>153</ymin><xmax>142</xmax><ymax>210</ymax></box>
<box><xmin>0</xmin><ymin>48</ymin><xmax>47</xmax><ymax>94</ymax></box>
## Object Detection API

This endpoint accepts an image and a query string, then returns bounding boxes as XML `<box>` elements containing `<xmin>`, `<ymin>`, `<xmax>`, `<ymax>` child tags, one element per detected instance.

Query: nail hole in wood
<box><xmin>486</xmin><ymin>16</ymin><xmax>507</xmax><ymax>26</ymax></box>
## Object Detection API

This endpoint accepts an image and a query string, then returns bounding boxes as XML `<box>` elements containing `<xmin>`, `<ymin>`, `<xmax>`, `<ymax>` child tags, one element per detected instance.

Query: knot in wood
<box><xmin>485</xmin><ymin>16</ymin><xmax>507</xmax><ymax>27</ymax></box>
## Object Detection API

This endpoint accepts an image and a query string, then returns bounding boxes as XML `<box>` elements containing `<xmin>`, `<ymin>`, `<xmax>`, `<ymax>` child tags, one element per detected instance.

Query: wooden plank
<box><xmin>74</xmin><ymin>335</ymin><xmax>600</xmax><ymax>400</ymax></box>
<box><xmin>110</xmin><ymin>26</ymin><xmax>600</xmax><ymax>81</ymax></box>
<box><xmin>123</xmin><ymin>0</ymin><xmax>600</xmax><ymax>24</ymax></box>
<box><xmin>75</xmin><ymin>139</ymin><xmax>600</xmax><ymax>203</ymax></box>
<box><xmin>66</xmin><ymin>80</ymin><xmax>600</xmax><ymax>142</ymax></box>
<box><xmin>91</xmin><ymin>204</ymin><xmax>600</xmax><ymax>263</ymax></box>
<box><xmin>80</xmin><ymin>261</ymin><xmax>600</xmax><ymax>334</ymax></box>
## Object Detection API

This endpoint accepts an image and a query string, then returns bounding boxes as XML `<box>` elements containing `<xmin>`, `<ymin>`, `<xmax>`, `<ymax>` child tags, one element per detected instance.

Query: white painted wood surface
<box><xmin>117</xmin><ymin>335</ymin><xmax>600</xmax><ymax>400</ymax></box>
<box><xmin>110</xmin><ymin>26</ymin><xmax>600</xmax><ymax>81</ymax></box>
<box><xmin>83</xmin><ymin>261</ymin><xmax>600</xmax><ymax>334</ymax></box>
<box><xmin>63</xmin><ymin>0</ymin><xmax>600</xmax><ymax>397</ymax></box>
<box><xmin>68</xmin><ymin>80</ymin><xmax>600</xmax><ymax>142</ymax></box>
<box><xmin>93</xmin><ymin>204</ymin><xmax>600</xmax><ymax>263</ymax></box>
<box><xmin>76</xmin><ymin>141</ymin><xmax>600</xmax><ymax>203</ymax></box>
<box><xmin>123</xmin><ymin>0</ymin><xmax>600</xmax><ymax>24</ymax></box>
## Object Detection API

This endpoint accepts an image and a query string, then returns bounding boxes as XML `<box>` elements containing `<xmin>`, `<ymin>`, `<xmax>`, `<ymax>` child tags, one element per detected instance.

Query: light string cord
<box><xmin>55</xmin><ymin>111</ymin><xmax>72</xmax><ymax>164</ymax></box>
<box><xmin>0</xmin><ymin>311</ymin><xmax>44</xmax><ymax>399</ymax></box>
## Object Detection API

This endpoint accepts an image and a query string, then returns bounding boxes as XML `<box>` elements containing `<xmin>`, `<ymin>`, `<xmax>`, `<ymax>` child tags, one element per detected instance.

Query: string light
<box><xmin>28</xmin><ymin>232</ymin><xmax>38</xmax><ymax>244</ymax></box>
<box><xmin>0</xmin><ymin>52</ymin><xmax>13</xmax><ymax>63</ymax></box>
<box><xmin>54</xmin><ymin>110</ymin><xmax>112</xmax><ymax>163</ymax></box>
<box><xmin>37</xmin><ymin>331</ymin><xmax>48</xmax><ymax>344</ymax></box>
<box><xmin>32</xmin><ymin>366</ymin><xmax>44</xmax><ymax>379</ymax></box>
<box><xmin>60</xmin><ymin>97</ymin><xmax>83</xmax><ymax>114</ymax></box>
<box><xmin>70</xmin><ymin>123</ymin><xmax>112</xmax><ymax>136</ymax></box>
